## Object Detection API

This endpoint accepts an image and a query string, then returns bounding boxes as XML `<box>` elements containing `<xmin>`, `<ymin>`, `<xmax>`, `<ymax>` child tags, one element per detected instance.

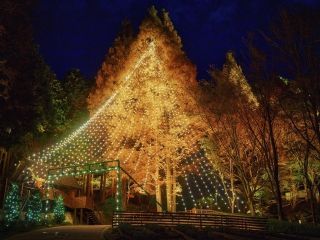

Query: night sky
<box><xmin>32</xmin><ymin>0</ymin><xmax>319</xmax><ymax>80</ymax></box>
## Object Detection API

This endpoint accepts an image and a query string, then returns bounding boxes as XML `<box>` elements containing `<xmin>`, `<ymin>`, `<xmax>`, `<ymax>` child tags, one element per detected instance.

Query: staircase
<box><xmin>86</xmin><ymin>209</ymin><xmax>100</xmax><ymax>225</ymax></box>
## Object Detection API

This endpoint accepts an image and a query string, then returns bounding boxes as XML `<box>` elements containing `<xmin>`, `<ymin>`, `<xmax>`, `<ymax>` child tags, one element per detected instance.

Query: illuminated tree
<box><xmin>29</xmin><ymin>7</ymin><xmax>207</xmax><ymax>213</ymax></box>
<box><xmin>26</xmin><ymin>190</ymin><xmax>42</xmax><ymax>225</ymax></box>
<box><xmin>266</xmin><ymin>8</ymin><xmax>320</xmax><ymax>222</ymax></box>
<box><xmin>88</xmin><ymin>20</ymin><xmax>134</xmax><ymax>111</ymax></box>
<box><xmin>64</xmin><ymin>69</ymin><xmax>89</xmax><ymax>116</ymax></box>
<box><xmin>53</xmin><ymin>195</ymin><xmax>65</xmax><ymax>224</ymax></box>
<box><xmin>199</xmin><ymin>52</ymin><xmax>264</xmax><ymax>215</ymax></box>
<box><xmin>3</xmin><ymin>183</ymin><xmax>20</xmax><ymax>227</ymax></box>
<box><xmin>245</xmin><ymin>37</ymin><xmax>286</xmax><ymax>220</ymax></box>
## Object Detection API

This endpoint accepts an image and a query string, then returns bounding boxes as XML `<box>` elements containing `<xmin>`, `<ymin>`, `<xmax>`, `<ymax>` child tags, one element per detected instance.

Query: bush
<box><xmin>3</xmin><ymin>183</ymin><xmax>20</xmax><ymax>227</ymax></box>
<box><xmin>176</xmin><ymin>224</ymin><xmax>199</xmax><ymax>238</ymax></box>
<box><xmin>267</xmin><ymin>219</ymin><xmax>320</xmax><ymax>237</ymax></box>
<box><xmin>144</xmin><ymin>223</ymin><xmax>165</xmax><ymax>233</ymax></box>
<box><xmin>103</xmin><ymin>197</ymin><xmax>116</xmax><ymax>218</ymax></box>
<box><xmin>118</xmin><ymin>223</ymin><xmax>134</xmax><ymax>234</ymax></box>
<box><xmin>53</xmin><ymin>195</ymin><xmax>65</xmax><ymax>224</ymax></box>
<box><xmin>118</xmin><ymin>223</ymin><xmax>158</xmax><ymax>240</ymax></box>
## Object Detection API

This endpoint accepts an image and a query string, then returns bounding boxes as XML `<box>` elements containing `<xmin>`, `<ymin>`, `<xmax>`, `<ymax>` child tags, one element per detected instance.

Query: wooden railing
<box><xmin>47</xmin><ymin>189</ymin><xmax>94</xmax><ymax>209</ymax></box>
<box><xmin>112</xmin><ymin>211</ymin><xmax>268</xmax><ymax>231</ymax></box>
<box><xmin>186</xmin><ymin>209</ymin><xmax>225</xmax><ymax>214</ymax></box>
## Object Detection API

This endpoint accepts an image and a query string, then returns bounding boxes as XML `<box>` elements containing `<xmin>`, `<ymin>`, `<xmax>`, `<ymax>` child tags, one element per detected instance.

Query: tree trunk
<box><xmin>274</xmin><ymin>177</ymin><xmax>284</xmax><ymax>220</ymax></box>
<box><xmin>303</xmin><ymin>144</ymin><xmax>317</xmax><ymax>223</ymax></box>
<box><xmin>247</xmin><ymin>193</ymin><xmax>255</xmax><ymax>216</ymax></box>
<box><xmin>292</xmin><ymin>184</ymin><xmax>297</xmax><ymax>207</ymax></box>
<box><xmin>100</xmin><ymin>174</ymin><xmax>105</xmax><ymax>202</ymax></box>
<box><xmin>306</xmin><ymin>180</ymin><xmax>317</xmax><ymax>223</ymax></box>
<box><xmin>266</xmin><ymin>106</ymin><xmax>284</xmax><ymax>220</ymax></box>
<box><xmin>166</xmin><ymin>158</ymin><xmax>172</xmax><ymax>212</ymax></box>
<box><xmin>316</xmin><ymin>181</ymin><xmax>320</xmax><ymax>202</ymax></box>
<box><xmin>229</xmin><ymin>158</ymin><xmax>236</xmax><ymax>214</ymax></box>
<box><xmin>172</xmin><ymin>161</ymin><xmax>176</xmax><ymax>212</ymax></box>
<box><xmin>155</xmin><ymin>160</ymin><xmax>162</xmax><ymax>212</ymax></box>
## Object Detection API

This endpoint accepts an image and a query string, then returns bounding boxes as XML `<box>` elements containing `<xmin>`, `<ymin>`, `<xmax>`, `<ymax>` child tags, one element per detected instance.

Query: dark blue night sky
<box><xmin>32</xmin><ymin>0</ymin><xmax>319</xmax><ymax>80</ymax></box>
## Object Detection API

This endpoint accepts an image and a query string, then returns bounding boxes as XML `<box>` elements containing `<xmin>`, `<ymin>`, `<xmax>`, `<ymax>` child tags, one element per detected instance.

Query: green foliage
<box><xmin>161</xmin><ymin>9</ymin><xmax>182</xmax><ymax>48</ymax></box>
<box><xmin>48</xmin><ymin>78</ymin><xmax>67</xmax><ymax>130</ymax></box>
<box><xmin>119</xmin><ymin>224</ymin><xmax>158</xmax><ymax>240</ymax></box>
<box><xmin>119</xmin><ymin>223</ymin><xmax>134</xmax><ymax>234</ymax></box>
<box><xmin>0</xmin><ymin>0</ymin><xmax>38</xmax><ymax>148</ymax></box>
<box><xmin>3</xmin><ymin>183</ymin><xmax>20</xmax><ymax>227</ymax></box>
<box><xmin>63</xmin><ymin>69</ymin><xmax>90</xmax><ymax>130</ymax></box>
<box><xmin>103</xmin><ymin>197</ymin><xmax>116</xmax><ymax>218</ymax></box>
<box><xmin>53</xmin><ymin>195</ymin><xmax>65</xmax><ymax>224</ymax></box>
<box><xmin>26</xmin><ymin>190</ymin><xmax>42</xmax><ymax>225</ymax></box>
<box><xmin>0</xmin><ymin>4</ymin><xmax>91</xmax><ymax>154</ymax></box>
<box><xmin>31</xmin><ymin>56</ymin><xmax>68</xmax><ymax>141</ymax></box>
<box><xmin>267</xmin><ymin>219</ymin><xmax>320</xmax><ymax>237</ymax></box>
<box><xmin>144</xmin><ymin>223</ymin><xmax>165</xmax><ymax>233</ymax></box>
<box><xmin>148</xmin><ymin>6</ymin><xmax>162</xmax><ymax>25</ymax></box>
<box><xmin>176</xmin><ymin>224</ymin><xmax>199</xmax><ymax>238</ymax></box>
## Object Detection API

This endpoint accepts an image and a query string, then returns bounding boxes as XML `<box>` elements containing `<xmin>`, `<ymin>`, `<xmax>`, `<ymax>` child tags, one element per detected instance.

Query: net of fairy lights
<box><xmin>26</xmin><ymin>40</ymin><xmax>246</xmax><ymax>214</ymax></box>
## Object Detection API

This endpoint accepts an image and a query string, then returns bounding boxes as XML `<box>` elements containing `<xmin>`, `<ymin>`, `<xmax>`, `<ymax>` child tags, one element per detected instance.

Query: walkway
<box><xmin>7</xmin><ymin>225</ymin><xmax>110</xmax><ymax>240</ymax></box>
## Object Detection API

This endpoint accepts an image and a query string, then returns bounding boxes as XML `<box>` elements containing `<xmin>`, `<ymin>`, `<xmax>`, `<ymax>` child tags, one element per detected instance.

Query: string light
<box><xmin>28</xmin><ymin>43</ymin><xmax>157</xmax><ymax>179</ymax></box>
<box><xmin>3</xmin><ymin>183</ymin><xmax>20</xmax><ymax>227</ymax></box>
<box><xmin>26</xmin><ymin>34</ymin><xmax>247</xmax><ymax>217</ymax></box>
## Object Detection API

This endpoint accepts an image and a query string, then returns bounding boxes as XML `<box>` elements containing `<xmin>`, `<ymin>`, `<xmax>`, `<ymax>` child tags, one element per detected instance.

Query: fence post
<box><xmin>112</xmin><ymin>211</ymin><xmax>114</xmax><ymax>228</ymax></box>
<box><xmin>200</xmin><ymin>213</ymin><xmax>202</xmax><ymax>229</ymax></box>
<box><xmin>171</xmin><ymin>212</ymin><xmax>174</xmax><ymax>226</ymax></box>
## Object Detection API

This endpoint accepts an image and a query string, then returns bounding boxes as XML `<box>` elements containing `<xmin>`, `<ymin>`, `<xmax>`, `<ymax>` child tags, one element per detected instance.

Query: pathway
<box><xmin>7</xmin><ymin>225</ymin><xmax>110</xmax><ymax>240</ymax></box>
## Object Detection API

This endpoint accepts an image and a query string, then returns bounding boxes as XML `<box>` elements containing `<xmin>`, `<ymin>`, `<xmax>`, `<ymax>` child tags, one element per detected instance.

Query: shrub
<box><xmin>145</xmin><ymin>223</ymin><xmax>165</xmax><ymax>233</ymax></box>
<box><xmin>176</xmin><ymin>224</ymin><xmax>199</xmax><ymax>238</ymax></box>
<box><xmin>119</xmin><ymin>223</ymin><xmax>158</xmax><ymax>240</ymax></box>
<box><xmin>53</xmin><ymin>195</ymin><xmax>65</xmax><ymax>224</ymax></box>
<box><xmin>3</xmin><ymin>183</ymin><xmax>20</xmax><ymax>227</ymax></box>
<box><xmin>103</xmin><ymin>197</ymin><xmax>116</xmax><ymax>218</ymax></box>
<box><xmin>25</xmin><ymin>191</ymin><xmax>42</xmax><ymax>225</ymax></box>
<box><xmin>267</xmin><ymin>219</ymin><xmax>320</xmax><ymax>237</ymax></box>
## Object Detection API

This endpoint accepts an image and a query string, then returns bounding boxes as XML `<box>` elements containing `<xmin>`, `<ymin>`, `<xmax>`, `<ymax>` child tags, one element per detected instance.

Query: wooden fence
<box><xmin>112</xmin><ymin>211</ymin><xmax>268</xmax><ymax>231</ymax></box>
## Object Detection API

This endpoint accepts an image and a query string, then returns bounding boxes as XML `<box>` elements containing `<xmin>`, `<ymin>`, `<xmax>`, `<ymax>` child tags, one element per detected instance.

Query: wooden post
<box><xmin>83</xmin><ymin>175</ymin><xmax>87</xmax><ymax>195</ymax></box>
<box><xmin>74</xmin><ymin>208</ymin><xmax>77</xmax><ymax>224</ymax></box>
<box><xmin>122</xmin><ymin>177</ymin><xmax>128</xmax><ymax>210</ymax></box>
<box><xmin>86</xmin><ymin>174</ymin><xmax>92</xmax><ymax>197</ymax></box>
<box><xmin>116</xmin><ymin>165</ymin><xmax>122</xmax><ymax>211</ymax></box>
<box><xmin>111</xmin><ymin>178</ymin><xmax>115</xmax><ymax>198</ymax></box>
<box><xmin>80</xmin><ymin>208</ymin><xmax>83</xmax><ymax>224</ymax></box>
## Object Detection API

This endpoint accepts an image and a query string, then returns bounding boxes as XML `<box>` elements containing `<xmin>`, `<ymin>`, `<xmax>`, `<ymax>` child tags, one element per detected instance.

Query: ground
<box><xmin>6</xmin><ymin>224</ymin><xmax>320</xmax><ymax>240</ymax></box>
<box><xmin>6</xmin><ymin>225</ymin><xmax>110</xmax><ymax>240</ymax></box>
